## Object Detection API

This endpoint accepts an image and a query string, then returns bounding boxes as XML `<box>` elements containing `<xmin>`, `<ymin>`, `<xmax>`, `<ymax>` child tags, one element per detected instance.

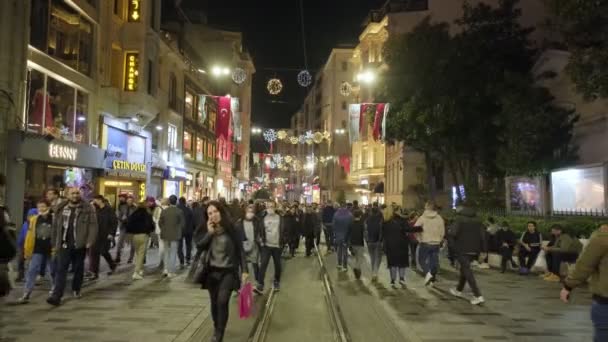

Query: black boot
<box><xmin>211</xmin><ymin>329</ymin><xmax>224</xmax><ymax>342</ymax></box>
<box><xmin>354</xmin><ymin>268</ymin><xmax>361</xmax><ymax>279</ymax></box>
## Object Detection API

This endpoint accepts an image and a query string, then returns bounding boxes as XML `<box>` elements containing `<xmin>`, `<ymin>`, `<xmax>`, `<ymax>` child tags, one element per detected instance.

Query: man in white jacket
<box><xmin>414</xmin><ymin>201</ymin><xmax>445</xmax><ymax>286</ymax></box>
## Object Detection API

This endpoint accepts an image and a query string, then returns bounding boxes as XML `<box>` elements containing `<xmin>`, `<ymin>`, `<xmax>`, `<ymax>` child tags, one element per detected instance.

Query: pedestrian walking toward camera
<box><xmin>322</xmin><ymin>201</ymin><xmax>336</xmax><ymax>252</ymax></box>
<box><xmin>303</xmin><ymin>205</ymin><xmax>320</xmax><ymax>256</ymax></box>
<box><xmin>257</xmin><ymin>201</ymin><xmax>284</xmax><ymax>293</ymax></box>
<box><xmin>196</xmin><ymin>201</ymin><xmax>248</xmax><ymax>342</ymax></box>
<box><xmin>126</xmin><ymin>201</ymin><xmax>155</xmax><ymax>280</ymax></box>
<box><xmin>414</xmin><ymin>201</ymin><xmax>445</xmax><ymax>286</ymax></box>
<box><xmin>115</xmin><ymin>194</ymin><xmax>136</xmax><ymax>264</ymax></box>
<box><xmin>177</xmin><ymin>197</ymin><xmax>194</xmax><ymax>267</ymax></box>
<box><xmin>448</xmin><ymin>206</ymin><xmax>486</xmax><ymax>305</ymax></box>
<box><xmin>89</xmin><ymin>195</ymin><xmax>117</xmax><ymax>279</ymax></box>
<box><xmin>47</xmin><ymin>188</ymin><xmax>97</xmax><ymax>306</ymax></box>
<box><xmin>236</xmin><ymin>205</ymin><xmax>263</xmax><ymax>287</ymax></box>
<box><xmin>561</xmin><ymin>223</ymin><xmax>608</xmax><ymax>342</ymax></box>
<box><xmin>333</xmin><ymin>203</ymin><xmax>353</xmax><ymax>271</ymax></box>
<box><xmin>365</xmin><ymin>203</ymin><xmax>383</xmax><ymax>281</ymax></box>
<box><xmin>159</xmin><ymin>195</ymin><xmax>184</xmax><ymax>278</ymax></box>
<box><xmin>19</xmin><ymin>200</ymin><xmax>55</xmax><ymax>303</ymax></box>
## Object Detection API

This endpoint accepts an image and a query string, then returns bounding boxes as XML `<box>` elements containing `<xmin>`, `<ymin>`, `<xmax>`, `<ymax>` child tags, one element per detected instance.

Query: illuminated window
<box><xmin>185</xmin><ymin>91</ymin><xmax>194</xmax><ymax>119</ymax></box>
<box><xmin>196</xmin><ymin>136</ymin><xmax>203</xmax><ymax>161</ymax></box>
<box><xmin>183</xmin><ymin>130</ymin><xmax>193</xmax><ymax>159</ymax></box>
<box><xmin>167</xmin><ymin>124</ymin><xmax>177</xmax><ymax>149</ymax></box>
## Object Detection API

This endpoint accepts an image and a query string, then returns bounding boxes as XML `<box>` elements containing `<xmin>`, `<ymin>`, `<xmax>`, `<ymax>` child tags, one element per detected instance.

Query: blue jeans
<box><xmin>25</xmin><ymin>253</ymin><xmax>55</xmax><ymax>293</ymax></box>
<box><xmin>51</xmin><ymin>248</ymin><xmax>86</xmax><ymax>299</ymax></box>
<box><xmin>419</xmin><ymin>243</ymin><xmax>440</xmax><ymax>276</ymax></box>
<box><xmin>389</xmin><ymin>267</ymin><xmax>406</xmax><ymax>282</ymax></box>
<box><xmin>162</xmin><ymin>240</ymin><xmax>179</xmax><ymax>274</ymax></box>
<box><xmin>367</xmin><ymin>242</ymin><xmax>382</xmax><ymax>276</ymax></box>
<box><xmin>592</xmin><ymin>300</ymin><xmax>608</xmax><ymax>342</ymax></box>
<box><xmin>336</xmin><ymin>239</ymin><xmax>348</xmax><ymax>268</ymax></box>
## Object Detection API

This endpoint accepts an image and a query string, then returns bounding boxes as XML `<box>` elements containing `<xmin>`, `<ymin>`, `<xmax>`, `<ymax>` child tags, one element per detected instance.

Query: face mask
<box><xmin>246</xmin><ymin>212</ymin><xmax>254</xmax><ymax>220</ymax></box>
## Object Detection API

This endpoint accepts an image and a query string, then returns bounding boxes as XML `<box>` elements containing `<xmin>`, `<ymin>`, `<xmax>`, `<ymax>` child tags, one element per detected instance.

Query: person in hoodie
<box><xmin>303</xmin><ymin>205</ymin><xmax>321</xmax><ymax>257</ymax></box>
<box><xmin>517</xmin><ymin>221</ymin><xmax>543</xmax><ymax>275</ymax></box>
<box><xmin>90</xmin><ymin>195</ymin><xmax>117</xmax><ymax>279</ymax></box>
<box><xmin>496</xmin><ymin>221</ymin><xmax>518</xmax><ymax>273</ymax></box>
<box><xmin>414</xmin><ymin>201</ymin><xmax>445</xmax><ymax>286</ymax></box>
<box><xmin>18</xmin><ymin>200</ymin><xmax>55</xmax><ymax>303</ymax></box>
<box><xmin>448</xmin><ymin>206</ymin><xmax>486</xmax><ymax>305</ymax></box>
<box><xmin>365</xmin><ymin>203</ymin><xmax>383</xmax><ymax>281</ymax></box>
<box><xmin>346</xmin><ymin>208</ymin><xmax>365</xmax><ymax>279</ymax></box>
<box><xmin>125</xmin><ymin>200</ymin><xmax>155</xmax><ymax>280</ymax></box>
<box><xmin>542</xmin><ymin>224</ymin><xmax>582</xmax><ymax>282</ymax></box>
<box><xmin>177</xmin><ymin>197</ymin><xmax>194</xmax><ymax>267</ymax></box>
<box><xmin>332</xmin><ymin>202</ymin><xmax>353</xmax><ymax>271</ymax></box>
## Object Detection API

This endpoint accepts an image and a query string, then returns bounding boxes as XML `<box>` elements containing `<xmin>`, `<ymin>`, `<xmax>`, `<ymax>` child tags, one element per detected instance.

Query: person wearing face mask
<box><xmin>47</xmin><ymin>188</ymin><xmax>97</xmax><ymax>306</ymax></box>
<box><xmin>256</xmin><ymin>201</ymin><xmax>284</xmax><ymax>293</ymax></box>
<box><xmin>18</xmin><ymin>200</ymin><xmax>55</xmax><ymax>303</ymax></box>
<box><xmin>236</xmin><ymin>205</ymin><xmax>263</xmax><ymax>287</ymax></box>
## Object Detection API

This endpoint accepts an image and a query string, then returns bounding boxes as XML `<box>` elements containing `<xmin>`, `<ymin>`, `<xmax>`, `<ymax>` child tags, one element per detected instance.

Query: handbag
<box><xmin>239</xmin><ymin>282</ymin><xmax>254</xmax><ymax>319</ymax></box>
<box><xmin>531</xmin><ymin>249</ymin><xmax>547</xmax><ymax>272</ymax></box>
<box><xmin>191</xmin><ymin>249</ymin><xmax>210</xmax><ymax>286</ymax></box>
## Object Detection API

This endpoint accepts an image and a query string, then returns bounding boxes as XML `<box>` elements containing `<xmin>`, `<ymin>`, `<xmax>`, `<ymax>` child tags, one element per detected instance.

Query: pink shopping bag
<box><xmin>239</xmin><ymin>282</ymin><xmax>254</xmax><ymax>319</ymax></box>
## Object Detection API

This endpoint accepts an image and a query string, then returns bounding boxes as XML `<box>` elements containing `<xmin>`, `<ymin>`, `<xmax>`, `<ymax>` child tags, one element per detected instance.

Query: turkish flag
<box><xmin>215</xmin><ymin>96</ymin><xmax>232</xmax><ymax>139</ymax></box>
<box><xmin>373</xmin><ymin>103</ymin><xmax>385</xmax><ymax>141</ymax></box>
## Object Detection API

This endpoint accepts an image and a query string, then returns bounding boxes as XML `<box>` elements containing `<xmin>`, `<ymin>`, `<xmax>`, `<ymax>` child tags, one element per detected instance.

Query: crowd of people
<box><xmin>0</xmin><ymin>178</ymin><xmax>606</xmax><ymax>342</ymax></box>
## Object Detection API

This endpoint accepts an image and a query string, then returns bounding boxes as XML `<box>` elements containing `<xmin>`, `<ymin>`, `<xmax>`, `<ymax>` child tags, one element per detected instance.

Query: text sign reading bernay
<box><xmin>49</xmin><ymin>143</ymin><xmax>78</xmax><ymax>161</ymax></box>
<box><xmin>112</xmin><ymin>160</ymin><xmax>146</xmax><ymax>173</ymax></box>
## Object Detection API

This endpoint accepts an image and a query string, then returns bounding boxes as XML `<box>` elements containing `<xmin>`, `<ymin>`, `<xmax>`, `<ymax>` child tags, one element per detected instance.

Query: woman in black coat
<box><xmin>283</xmin><ymin>206</ymin><xmax>300</xmax><ymax>257</ymax></box>
<box><xmin>382</xmin><ymin>208</ymin><xmax>421</xmax><ymax>288</ymax></box>
<box><xmin>197</xmin><ymin>201</ymin><xmax>248</xmax><ymax>342</ymax></box>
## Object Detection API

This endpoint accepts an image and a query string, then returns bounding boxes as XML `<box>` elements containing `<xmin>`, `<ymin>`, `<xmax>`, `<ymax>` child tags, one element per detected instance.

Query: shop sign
<box><xmin>49</xmin><ymin>143</ymin><xmax>78</xmax><ymax>161</ymax></box>
<box><xmin>128</xmin><ymin>0</ymin><xmax>141</xmax><ymax>22</ymax></box>
<box><xmin>104</xmin><ymin>181</ymin><xmax>133</xmax><ymax>187</ymax></box>
<box><xmin>139</xmin><ymin>182</ymin><xmax>146</xmax><ymax>199</ymax></box>
<box><xmin>112</xmin><ymin>160</ymin><xmax>146</xmax><ymax>172</ymax></box>
<box><xmin>105</xmin><ymin>126</ymin><xmax>147</xmax><ymax>179</ymax></box>
<box><xmin>124</xmin><ymin>52</ymin><xmax>139</xmax><ymax>91</ymax></box>
<box><xmin>165</xmin><ymin>167</ymin><xmax>188</xmax><ymax>180</ymax></box>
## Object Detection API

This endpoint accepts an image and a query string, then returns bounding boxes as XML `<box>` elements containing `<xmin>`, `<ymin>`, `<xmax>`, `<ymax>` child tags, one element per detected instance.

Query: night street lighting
<box><xmin>211</xmin><ymin>65</ymin><xmax>231</xmax><ymax>77</ymax></box>
<box><xmin>155</xmin><ymin>125</ymin><xmax>163</xmax><ymax>131</ymax></box>
<box><xmin>357</xmin><ymin>70</ymin><xmax>376</xmax><ymax>84</ymax></box>
<box><xmin>334</xmin><ymin>128</ymin><xmax>346</xmax><ymax>135</ymax></box>
<box><xmin>251</xmin><ymin>127</ymin><xmax>262</xmax><ymax>134</ymax></box>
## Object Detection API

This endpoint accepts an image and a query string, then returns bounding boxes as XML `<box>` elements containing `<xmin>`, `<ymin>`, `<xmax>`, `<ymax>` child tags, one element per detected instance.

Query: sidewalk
<box><xmin>0</xmin><ymin>249</ymin><xmax>209</xmax><ymax>342</ymax></box>
<box><xmin>322</xmin><ymin>246</ymin><xmax>593</xmax><ymax>342</ymax></box>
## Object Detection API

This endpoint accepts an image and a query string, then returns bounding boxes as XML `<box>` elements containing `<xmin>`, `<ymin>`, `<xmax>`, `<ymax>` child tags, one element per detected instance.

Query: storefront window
<box><xmin>185</xmin><ymin>91</ymin><xmax>194</xmax><ymax>120</ymax></box>
<box><xmin>183</xmin><ymin>130</ymin><xmax>193</xmax><ymax>159</ymax></box>
<box><xmin>25</xmin><ymin>69</ymin><xmax>47</xmax><ymax>134</ymax></box>
<box><xmin>30</xmin><ymin>0</ymin><xmax>94</xmax><ymax>76</ymax></box>
<box><xmin>47</xmin><ymin>75</ymin><xmax>75</xmax><ymax>140</ymax></box>
<box><xmin>196</xmin><ymin>136</ymin><xmax>203</xmax><ymax>161</ymax></box>
<box><xmin>167</xmin><ymin>124</ymin><xmax>177</xmax><ymax>150</ymax></box>
<box><xmin>75</xmin><ymin>91</ymin><xmax>88</xmax><ymax>143</ymax></box>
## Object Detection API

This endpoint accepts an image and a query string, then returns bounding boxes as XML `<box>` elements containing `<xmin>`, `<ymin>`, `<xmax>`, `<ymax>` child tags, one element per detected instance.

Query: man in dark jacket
<box><xmin>346</xmin><ymin>209</ymin><xmax>365</xmax><ymax>279</ymax></box>
<box><xmin>333</xmin><ymin>203</ymin><xmax>353</xmax><ymax>271</ymax></box>
<box><xmin>47</xmin><ymin>188</ymin><xmax>98</xmax><ymax>306</ymax></box>
<box><xmin>496</xmin><ymin>221</ymin><xmax>518</xmax><ymax>273</ymax></box>
<box><xmin>177</xmin><ymin>197</ymin><xmax>194</xmax><ymax>267</ymax></box>
<box><xmin>114</xmin><ymin>194</ymin><xmax>136</xmax><ymax>264</ymax></box>
<box><xmin>365</xmin><ymin>203</ymin><xmax>383</xmax><ymax>281</ymax></box>
<box><xmin>448</xmin><ymin>206</ymin><xmax>486</xmax><ymax>305</ymax></box>
<box><xmin>303</xmin><ymin>205</ymin><xmax>321</xmax><ymax>257</ymax></box>
<box><xmin>322</xmin><ymin>201</ymin><xmax>336</xmax><ymax>252</ymax></box>
<box><xmin>90</xmin><ymin>195</ymin><xmax>117</xmax><ymax>279</ymax></box>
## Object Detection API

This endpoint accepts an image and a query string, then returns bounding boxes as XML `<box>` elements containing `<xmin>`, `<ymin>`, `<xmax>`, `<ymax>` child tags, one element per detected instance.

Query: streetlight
<box><xmin>356</xmin><ymin>70</ymin><xmax>376</xmax><ymax>84</ymax></box>
<box><xmin>334</xmin><ymin>128</ymin><xmax>346</xmax><ymax>135</ymax></box>
<box><xmin>251</xmin><ymin>127</ymin><xmax>262</xmax><ymax>134</ymax></box>
<box><xmin>211</xmin><ymin>65</ymin><xmax>231</xmax><ymax>77</ymax></box>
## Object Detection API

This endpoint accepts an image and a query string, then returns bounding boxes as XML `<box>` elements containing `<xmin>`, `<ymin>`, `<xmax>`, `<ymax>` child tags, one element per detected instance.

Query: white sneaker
<box><xmin>449</xmin><ymin>288</ymin><xmax>463</xmax><ymax>298</ymax></box>
<box><xmin>424</xmin><ymin>272</ymin><xmax>433</xmax><ymax>285</ymax></box>
<box><xmin>471</xmin><ymin>296</ymin><xmax>485</xmax><ymax>305</ymax></box>
<box><xmin>132</xmin><ymin>273</ymin><xmax>143</xmax><ymax>280</ymax></box>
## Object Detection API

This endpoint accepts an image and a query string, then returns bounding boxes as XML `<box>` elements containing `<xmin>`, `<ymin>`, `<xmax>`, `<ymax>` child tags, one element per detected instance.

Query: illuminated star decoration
<box><xmin>298</xmin><ymin>135</ymin><xmax>306</xmax><ymax>144</ymax></box>
<box><xmin>267</xmin><ymin>78</ymin><xmax>283</xmax><ymax>95</ymax></box>
<box><xmin>340</xmin><ymin>81</ymin><xmax>352</xmax><ymax>97</ymax></box>
<box><xmin>263</xmin><ymin>129</ymin><xmax>278</xmax><ymax>152</ymax></box>
<box><xmin>297</xmin><ymin>70</ymin><xmax>312</xmax><ymax>87</ymax></box>
<box><xmin>232</xmin><ymin>68</ymin><xmax>247</xmax><ymax>85</ymax></box>
<box><xmin>305</xmin><ymin>130</ymin><xmax>314</xmax><ymax>141</ymax></box>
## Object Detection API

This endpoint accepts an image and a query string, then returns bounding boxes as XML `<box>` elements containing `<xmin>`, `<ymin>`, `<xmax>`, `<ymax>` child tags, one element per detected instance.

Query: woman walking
<box><xmin>197</xmin><ymin>201</ymin><xmax>248</xmax><ymax>342</ymax></box>
<box><xmin>236</xmin><ymin>205</ymin><xmax>263</xmax><ymax>288</ymax></box>
<box><xmin>382</xmin><ymin>207</ymin><xmax>421</xmax><ymax>288</ymax></box>
<box><xmin>125</xmin><ymin>201</ymin><xmax>155</xmax><ymax>280</ymax></box>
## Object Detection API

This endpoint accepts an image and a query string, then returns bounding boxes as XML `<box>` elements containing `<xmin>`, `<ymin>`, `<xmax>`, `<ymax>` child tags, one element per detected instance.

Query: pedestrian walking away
<box><xmin>447</xmin><ymin>206</ymin><xmax>486</xmax><ymax>305</ymax></box>
<box><xmin>158</xmin><ymin>195</ymin><xmax>184</xmax><ymax>278</ymax></box>
<box><xmin>322</xmin><ymin>201</ymin><xmax>336</xmax><ymax>252</ymax></box>
<box><xmin>47</xmin><ymin>188</ymin><xmax>98</xmax><ymax>306</ymax></box>
<box><xmin>125</xmin><ymin>200</ymin><xmax>155</xmax><ymax>280</ymax></box>
<box><xmin>414</xmin><ymin>201</ymin><xmax>445</xmax><ymax>286</ymax></box>
<box><xmin>90</xmin><ymin>195</ymin><xmax>117</xmax><ymax>279</ymax></box>
<box><xmin>303</xmin><ymin>205</ymin><xmax>321</xmax><ymax>257</ymax></box>
<box><xmin>257</xmin><ymin>201</ymin><xmax>284</xmax><ymax>293</ymax></box>
<box><xmin>19</xmin><ymin>200</ymin><xmax>55</xmax><ymax>303</ymax></box>
<box><xmin>382</xmin><ymin>207</ymin><xmax>421</xmax><ymax>288</ymax></box>
<box><xmin>115</xmin><ymin>194</ymin><xmax>136</xmax><ymax>264</ymax></box>
<box><xmin>196</xmin><ymin>201</ymin><xmax>248</xmax><ymax>342</ymax></box>
<box><xmin>346</xmin><ymin>208</ymin><xmax>365</xmax><ymax>279</ymax></box>
<box><xmin>561</xmin><ymin>223</ymin><xmax>608</xmax><ymax>342</ymax></box>
<box><xmin>365</xmin><ymin>203</ymin><xmax>383</xmax><ymax>282</ymax></box>
<box><xmin>333</xmin><ymin>203</ymin><xmax>353</xmax><ymax>272</ymax></box>
<box><xmin>177</xmin><ymin>197</ymin><xmax>194</xmax><ymax>267</ymax></box>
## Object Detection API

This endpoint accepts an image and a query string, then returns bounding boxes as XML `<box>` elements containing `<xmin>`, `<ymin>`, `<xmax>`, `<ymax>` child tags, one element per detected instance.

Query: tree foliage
<box><xmin>545</xmin><ymin>0</ymin><xmax>608</xmax><ymax>99</ymax></box>
<box><xmin>382</xmin><ymin>0</ymin><xmax>578</xmax><ymax>195</ymax></box>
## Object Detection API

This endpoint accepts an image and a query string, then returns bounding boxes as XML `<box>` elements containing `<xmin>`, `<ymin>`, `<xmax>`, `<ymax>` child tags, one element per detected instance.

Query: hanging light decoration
<box><xmin>297</xmin><ymin>70</ymin><xmax>312</xmax><ymax>87</ymax></box>
<box><xmin>231</xmin><ymin>67</ymin><xmax>247</xmax><ymax>84</ymax></box>
<box><xmin>340</xmin><ymin>81</ymin><xmax>352</xmax><ymax>96</ymax></box>
<box><xmin>277</xmin><ymin>130</ymin><xmax>288</xmax><ymax>140</ymax></box>
<box><xmin>263</xmin><ymin>129</ymin><xmax>278</xmax><ymax>143</ymax></box>
<box><xmin>289</xmin><ymin>136</ymin><xmax>299</xmax><ymax>144</ymax></box>
<box><xmin>313</xmin><ymin>132</ymin><xmax>324</xmax><ymax>144</ymax></box>
<box><xmin>267</xmin><ymin>78</ymin><xmax>283</xmax><ymax>95</ymax></box>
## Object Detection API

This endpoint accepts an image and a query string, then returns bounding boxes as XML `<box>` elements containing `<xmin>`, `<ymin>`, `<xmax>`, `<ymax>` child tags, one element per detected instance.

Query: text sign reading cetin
<box><xmin>124</xmin><ymin>52</ymin><xmax>139</xmax><ymax>91</ymax></box>
<box><xmin>112</xmin><ymin>160</ymin><xmax>146</xmax><ymax>173</ymax></box>
<box><xmin>128</xmin><ymin>0</ymin><xmax>141</xmax><ymax>22</ymax></box>
<box><xmin>49</xmin><ymin>143</ymin><xmax>78</xmax><ymax>161</ymax></box>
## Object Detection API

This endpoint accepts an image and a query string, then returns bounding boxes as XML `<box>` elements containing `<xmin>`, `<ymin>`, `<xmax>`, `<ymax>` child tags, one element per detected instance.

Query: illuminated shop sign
<box><xmin>112</xmin><ymin>160</ymin><xmax>146</xmax><ymax>173</ymax></box>
<box><xmin>49</xmin><ymin>143</ymin><xmax>78</xmax><ymax>161</ymax></box>
<box><xmin>169</xmin><ymin>167</ymin><xmax>188</xmax><ymax>179</ymax></box>
<box><xmin>139</xmin><ymin>182</ymin><xmax>146</xmax><ymax>199</ymax></box>
<box><xmin>104</xmin><ymin>181</ymin><xmax>134</xmax><ymax>187</ymax></box>
<box><xmin>124</xmin><ymin>52</ymin><xmax>139</xmax><ymax>91</ymax></box>
<box><xmin>128</xmin><ymin>0</ymin><xmax>141</xmax><ymax>22</ymax></box>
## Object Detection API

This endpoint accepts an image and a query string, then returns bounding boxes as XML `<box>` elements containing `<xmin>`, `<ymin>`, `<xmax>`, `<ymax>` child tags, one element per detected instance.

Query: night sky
<box><xmin>175</xmin><ymin>0</ymin><xmax>385</xmax><ymax>132</ymax></box>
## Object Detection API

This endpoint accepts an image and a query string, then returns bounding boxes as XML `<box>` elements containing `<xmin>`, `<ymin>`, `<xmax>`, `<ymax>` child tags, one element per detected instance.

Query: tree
<box><xmin>545</xmin><ymin>0</ymin><xmax>608</xmax><ymax>99</ymax></box>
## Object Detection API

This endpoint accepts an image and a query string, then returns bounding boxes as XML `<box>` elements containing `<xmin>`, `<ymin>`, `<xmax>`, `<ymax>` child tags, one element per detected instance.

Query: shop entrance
<box><xmin>98</xmin><ymin>178</ymin><xmax>144</xmax><ymax>209</ymax></box>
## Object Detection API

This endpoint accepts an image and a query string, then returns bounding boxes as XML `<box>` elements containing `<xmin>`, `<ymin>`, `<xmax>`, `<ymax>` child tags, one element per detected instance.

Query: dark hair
<box><xmin>179</xmin><ymin>197</ymin><xmax>186</xmax><ymax>205</ymax></box>
<box><xmin>207</xmin><ymin>201</ymin><xmax>234</xmax><ymax>231</ymax></box>
<box><xmin>169</xmin><ymin>195</ymin><xmax>178</xmax><ymax>205</ymax></box>
<box><xmin>527</xmin><ymin>221</ymin><xmax>537</xmax><ymax>228</ymax></box>
<box><xmin>202</xmin><ymin>196</ymin><xmax>210</xmax><ymax>202</ymax></box>
<box><xmin>488</xmin><ymin>217</ymin><xmax>495</xmax><ymax>224</ymax></box>
<box><xmin>37</xmin><ymin>199</ymin><xmax>50</xmax><ymax>206</ymax></box>
<box><xmin>192</xmin><ymin>201</ymin><xmax>200</xmax><ymax>208</ymax></box>
<box><xmin>550</xmin><ymin>224</ymin><xmax>563</xmax><ymax>231</ymax></box>
<box><xmin>47</xmin><ymin>188</ymin><xmax>60</xmax><ymax>197</ymax></box>
<box><xmin>93</xmin><ymin>194</ymin><xmax>105</xmax><ymax>201</ymax></box>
